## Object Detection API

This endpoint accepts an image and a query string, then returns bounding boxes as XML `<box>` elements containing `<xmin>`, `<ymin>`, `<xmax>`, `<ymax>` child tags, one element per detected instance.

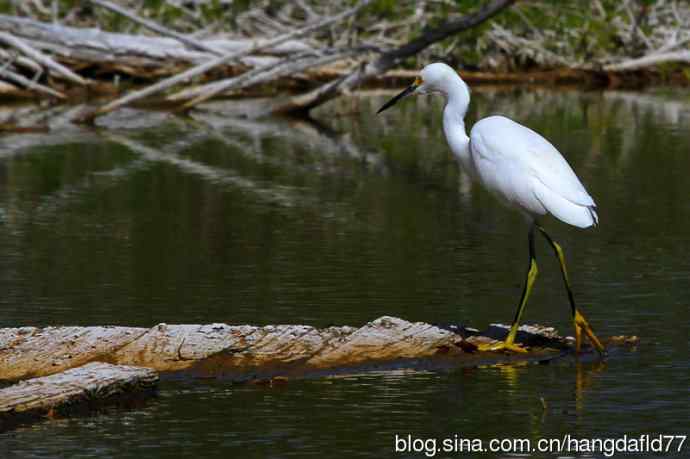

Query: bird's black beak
<box><xmin>376</xmin><ymin>79</ymin><xmax>420</xmax><ymax>114</ymax></box>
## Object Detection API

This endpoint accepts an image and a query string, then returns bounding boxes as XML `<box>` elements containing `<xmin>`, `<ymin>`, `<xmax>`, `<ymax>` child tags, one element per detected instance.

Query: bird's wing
<box><xmin>471</xmin><ymin>116</ymin><xmax>595</xmax><ymax>208</ymax></box>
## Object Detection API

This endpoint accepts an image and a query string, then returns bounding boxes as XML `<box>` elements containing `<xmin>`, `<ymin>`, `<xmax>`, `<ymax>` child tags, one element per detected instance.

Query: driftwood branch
<box><xmin>0</xmin><ymin>65</ymin><xmax>64</xmax><ymax>99</ymax></box>
<box><xmin>171</xmin><ymin>50</ymin><xmax>320</xmax><ymax>105</ymax></box>
<box><xmin>0</xmin><ymin>31</ymin><xmax>86</xmax><ymax>85</ymax></box>
<box><xmin>0</xmin><ymin>14</ymin><xmax>310</xmax><ymax>68</ymax></box>
<box><xmin>176</xmin><ymin>47</ymin><xmax>365</xmax><ymax>108</ymax></box>
<box><xmin>603</xmin><ymin>50</ymin><xmax>690</xmax><ymax>71</ymax></box>
<box><xmin>0</xmin><ymin>48</ymin><xmax>42</xmax><ymax>74</ymax></box>
<box><xmin>73</xmin><ymin>0</ymin><xmax>371</xmax><ymax>123</ymax></box>
<box><xmin>267</xmin><ymin>0</ymin><xmax>516</xmax><ymax>115</ymax></box>
<box><xmin>90</xmin><ymin>0</ymin><xmax>224</xmax><ymax>56</ymax></box>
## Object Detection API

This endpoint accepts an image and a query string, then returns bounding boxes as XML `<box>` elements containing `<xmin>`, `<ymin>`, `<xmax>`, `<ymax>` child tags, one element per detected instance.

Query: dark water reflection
<box><xmin>0</xmin><ymin>88</ymin><xmax>688</xmax><ymax>458</ymax></box>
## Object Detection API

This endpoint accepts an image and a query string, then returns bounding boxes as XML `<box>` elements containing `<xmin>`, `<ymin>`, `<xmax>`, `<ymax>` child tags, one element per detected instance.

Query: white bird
<box><xmin>378</xmin><ymin>62</ymin><xmax>605</xmax><ymax>355</ymax></box>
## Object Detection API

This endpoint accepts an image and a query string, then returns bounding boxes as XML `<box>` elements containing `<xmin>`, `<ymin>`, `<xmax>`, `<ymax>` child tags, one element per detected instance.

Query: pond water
<box><xmin>0</xmin><ymin>87</ymin><xmax>688</xmax><ymax>458</ymax></box>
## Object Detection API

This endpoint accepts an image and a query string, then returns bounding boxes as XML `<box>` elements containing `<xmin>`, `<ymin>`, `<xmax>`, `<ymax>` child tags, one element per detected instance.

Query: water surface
<box><xmin>0</xmin><ymin>87</ymin><xmax>688</xmax><ymax>458</ymax></box>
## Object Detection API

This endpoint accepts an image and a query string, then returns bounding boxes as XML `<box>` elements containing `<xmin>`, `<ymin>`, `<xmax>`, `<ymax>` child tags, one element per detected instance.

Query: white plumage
<box><xmin>414</xmin><ymin>62</ymin><xmax>598</xmax><ymax>229</ymax></box>
<box><xmin>469</xmin><ymin>115</ymin><xmax>598</xmax><ymax>228</ymax></box>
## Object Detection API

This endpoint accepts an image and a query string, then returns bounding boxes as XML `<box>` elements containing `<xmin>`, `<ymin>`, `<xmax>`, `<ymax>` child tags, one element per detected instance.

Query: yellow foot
<box><xmin>477</xmin><ymin>341</ymin><xmax>529</xmax><ymax>353</ymax></box>
<box><xmin>574</xmin><ymin>310</ymin><xmax>606</xmax><ymax>356</ymax></box>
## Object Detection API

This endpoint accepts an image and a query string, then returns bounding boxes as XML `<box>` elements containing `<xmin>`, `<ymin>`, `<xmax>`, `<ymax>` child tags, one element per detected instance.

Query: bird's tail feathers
<box><xmin>532</xmin><ymin>178</ymin><xmax>598</xmax><ymax>229</ymax></box>
<box><xmin>587</xmin><ymin>206</ymin><xmax>599</xmax><ymax>227</ymax></box>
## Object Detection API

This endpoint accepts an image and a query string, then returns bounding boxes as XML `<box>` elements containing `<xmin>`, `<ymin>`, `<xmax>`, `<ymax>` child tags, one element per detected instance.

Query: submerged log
<box><xmin>0</xmin><ymin>362</ymin><xmax>158</xmax><ymax>432</ymax></box>
<box><xmin>0</xmin><ymin>317</ymin><xmax>638</xmax><ymax>383</ymax></box>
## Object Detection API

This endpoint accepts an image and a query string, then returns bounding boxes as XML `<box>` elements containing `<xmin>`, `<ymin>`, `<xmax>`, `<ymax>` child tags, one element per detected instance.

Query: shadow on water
<box><xmin>0</xmin><ymin>87</ymin><xmax>689</xmax><ymax>457</ymax></box>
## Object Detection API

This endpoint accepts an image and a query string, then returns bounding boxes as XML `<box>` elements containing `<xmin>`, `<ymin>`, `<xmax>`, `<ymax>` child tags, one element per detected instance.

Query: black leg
<box><xmin>478</xmin><ymin>222</ymin><xmax>538</xmax><ymax>353</ymax></box>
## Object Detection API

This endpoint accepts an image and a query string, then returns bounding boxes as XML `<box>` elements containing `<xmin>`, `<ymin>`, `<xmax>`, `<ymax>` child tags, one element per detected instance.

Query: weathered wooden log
<box><xmin>0</xmin><ymin>317</ymin><xmax>638</xmax><ymax>383</ymax></box>
<box><xmin>0</xmin><ymin>31</ymin><xmax>87</xmax><ymax>85</ymax></box>
<box><xmin>0</xmin><ymin>326</ymin><xmax>147</xmax><ymax>381</ymax></box>
<box><xmin>90</xmin><ymin>0</ymin><xmax>225</xmax><ymax>56</ymax></box>
<box><xmin>0</xmin><ymin>362</ymin><xmax>158</xmax><ymax>432</ymax></box>
<box><xmin>0</xmin><ymin>14</ymin><xmax>310</xmax><ymax>70</ymax></box>
<box><xmin>603</xmin><ymin>50</ymin><xmax>690</xmax><ymax>72</ymax></box>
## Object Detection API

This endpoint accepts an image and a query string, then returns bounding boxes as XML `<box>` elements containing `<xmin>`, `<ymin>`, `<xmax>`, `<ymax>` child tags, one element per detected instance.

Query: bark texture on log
<box><xmin>0</xmin><ymin>326</ymin><xmax>147</xmax><ymax>381</ymax></box>
<box><xmin>0</xmin><ymin>362</ymin><xmax>158</xmax><ymax>432</ymax></box>
<box><xmin>0</xmin><ymin>317</ymin><xmax>638</xmax><ymax>383</ymax></box>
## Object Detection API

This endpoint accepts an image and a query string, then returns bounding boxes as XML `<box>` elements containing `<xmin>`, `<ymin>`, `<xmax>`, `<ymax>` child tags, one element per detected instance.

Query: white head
<box><xmin>417</xmin><ymin>63</ymin><xmax>465</xmax><ymax>95</ymax></box>
<box><xmin>377</xmin><ymin>62</ymin><xmax>468</xmax><ymax>114</ymax></box>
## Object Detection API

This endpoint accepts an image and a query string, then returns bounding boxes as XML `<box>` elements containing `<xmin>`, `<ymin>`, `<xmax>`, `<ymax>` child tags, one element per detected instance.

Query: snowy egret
<box><xmin>378</xmin><ymin>63</ymin><xmax>605</xmax><ymax>355</ymax></box>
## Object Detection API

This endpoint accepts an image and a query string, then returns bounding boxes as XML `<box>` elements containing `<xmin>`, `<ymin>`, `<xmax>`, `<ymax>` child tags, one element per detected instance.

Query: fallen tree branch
<box><xmin>0</xmin><ymin>65</ymin><xmax>65</xmax><ymax>99</ymax></box>
<box><xmin>0</xmin><ymin>14</ymin><xmax>311</xmax><ymax>68</ymax></box>
<box><xmin>0</xmin><ymin>31</ymin><xmax>86</xmax><ymax>85</ymax></box>
<box><xmin>90</xmin><ymin>0</ymin><xmax>224</xmax><ymax>56</ymax></box>
<box><xmin>603</xmin><ymin>50</ymin><xmax>690</xmax><ymax>72</ymax></box>
<box><xmin>176</xmin><ymin>47</ymin><xmax>365</xmax><ymax>108</ymax></box>
<box><xmin>169</xmin><ymin>50</ymin><xmax>320</xmax><ymax>104</ymax></box>
<box><xmin>73</xmin><ymin>0</ymin><xmax>371</xmax><ymax>123</ymax></box>
<box><xmin>266</xmin><ymin>0</ymin><xmax>516</xmax><ymax>115</ymax></box>
<box><xmin>0</xmin><ymin>48</ymin><xmax>42</xmax><ymax>74</ymax></box>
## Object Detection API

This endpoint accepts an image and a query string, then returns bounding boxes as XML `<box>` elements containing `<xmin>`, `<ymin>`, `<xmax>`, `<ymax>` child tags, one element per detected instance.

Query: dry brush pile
<box><xmin>0</xmin><ymin>0</ymin><xmax>688</xmax><ymax>123</ymax></box>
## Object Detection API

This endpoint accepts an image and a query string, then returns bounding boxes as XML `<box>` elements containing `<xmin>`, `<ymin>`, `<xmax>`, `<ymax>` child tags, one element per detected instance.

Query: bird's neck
<box><xmin>442</xmin><ymin>81</ymin><xmax>473</xmax><ymax>177</ymax></box>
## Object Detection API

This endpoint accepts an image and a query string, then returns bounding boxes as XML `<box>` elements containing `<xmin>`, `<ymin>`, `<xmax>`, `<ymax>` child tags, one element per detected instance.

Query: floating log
<box><xmin>0</xmin><ymin>362</ymin><xmax>158</xmax><ymax>432</ymax></box>
<box><xmin>0</xmin><ymin>317</ymin><xmax>638</xmax><ymax>383</ymax></box>
<box><xmin>0</xmin><ymin>325</ymin><xmax>147</xmax><ymax>381</ymax></box>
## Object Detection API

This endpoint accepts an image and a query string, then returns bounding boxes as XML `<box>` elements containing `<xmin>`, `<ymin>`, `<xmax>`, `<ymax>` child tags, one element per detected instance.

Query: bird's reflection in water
<box><xmin>575</xmin><ymin>359</ymin><xmax>607</xmax><ymax>414</ymax></box>
<box><xmin>477</xmin><ymin>356</ymin><xmax>608</xmax><ymax>421</ymax></box>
